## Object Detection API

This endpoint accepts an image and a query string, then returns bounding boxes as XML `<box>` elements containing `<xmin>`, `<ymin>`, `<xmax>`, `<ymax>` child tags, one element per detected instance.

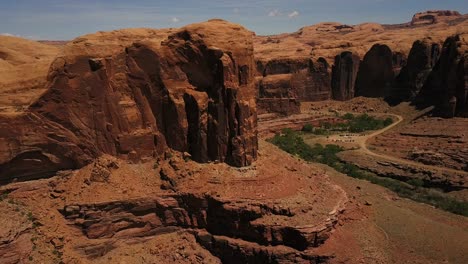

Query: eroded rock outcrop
<box><xmin>257</xmin><ymin>98</ymin><xmax>300</xmax><ymax>116</ymax></box>
<box><xmin>257</xmin><ymin>57</ymin><xmax>331</xmax><ymax>101</ymax></box>
<box><xmin>60</xmin><ymin>194</ymin><xmax>335</xmax><ymax>250</ymax></box>
<box><xmin>255</xmin><ymin>57</ymin><xmax>331</xmax><ymax>115</ymax></box>
<box><xmin>390</xmin><ymin>39</ymin><xmax>440</xmax><ymax>102</ymax></box>
<box><xmin>0</xmin><ymin>20</ymin><xmax>258</xmax><ymax>183</ymax></box>
<box><xmin>411</xmin><ymin>10</ymin><xmax>462</xmax><ymax>26</ymax></box>
<box><xmin>355</xmin><ymin>44</ymin><xmax>395</xmax><ymax>98</ymax></box>
<box><xmin>254</xmin><ymin>11</ymin><xmax>467</xmax><ymax>66</ymax></box>
<box><xmin>331</xmin><ymin>51</ymin><xmax>360</xmax><ymax>101</ymax></box>
<box><xmin>418</xmin><ymin>34</ymin><xmax>468</xmax><ymax>117</ymax></box>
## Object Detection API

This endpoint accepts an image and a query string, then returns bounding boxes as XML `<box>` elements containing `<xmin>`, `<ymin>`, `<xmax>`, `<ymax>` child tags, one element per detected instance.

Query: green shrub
<box><xmin>384</xmin><ymin>117</ymin><xmax>393</xmax><ymax>126</ymax></box>
<box><xmin>307</xmin><ymin>114</ymin><xmax>394</xmax><ymax>134</ymax></box>
<box><xmin>407</xmin><ymin>178</ymin><xmax>425</xmax><ymax>187</ymax></box>
<box><xmin>342</xmin><ymin>113</ymin><xmax>355</xmax><ymax>120</ymax></box>
<box><xmin>321</xmin><ymin>122</ymin><xmax>332</xmax><ymax>129</ymax></box>
<box><xmin>302</xmin><ymin>124</ymin><xmax>314</xmax><ymax>132</ymax></box>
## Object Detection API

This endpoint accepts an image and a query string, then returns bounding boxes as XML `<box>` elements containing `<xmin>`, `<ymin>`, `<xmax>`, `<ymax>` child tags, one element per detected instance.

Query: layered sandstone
<box><xmin>255</xmin><ymin>57</ymin><xmax>331</xmax><ymax>115</ymax></box>
<box><xmin>0</xmin><ymin>140</ymin><xmax>348</xmax><ymax>263</ymax></box>
<box><xmin>257</xmin><ymin>98</ymin><xmax>300</xmax><ymax>116</ymax></box>
<box><xmin>256</xmin><ymin>57</ymin><xmax>331</xmax><ymax>101</ymax></box>
<box><xmin>0</xmin><ymin>20</ymin><xmax>258</xmax><ymax>183</ymax></box>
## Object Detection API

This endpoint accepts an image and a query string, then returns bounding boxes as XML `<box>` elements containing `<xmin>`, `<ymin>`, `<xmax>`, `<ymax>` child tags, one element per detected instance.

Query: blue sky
<box><xmin>1</xmin><ymin>0</ymin><xmax>467</xmax><ymax>40</ymax></box>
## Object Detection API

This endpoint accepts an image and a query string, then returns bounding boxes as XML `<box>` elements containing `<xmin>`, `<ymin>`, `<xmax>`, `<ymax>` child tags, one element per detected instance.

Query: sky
<box><xmin>0</xmin><ymin>0</ymin><xmax>467</xmax><ymax>40</ymax></box>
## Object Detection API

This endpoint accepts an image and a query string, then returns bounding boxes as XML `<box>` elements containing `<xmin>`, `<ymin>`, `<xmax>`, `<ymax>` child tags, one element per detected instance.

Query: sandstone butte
<box><xmin>0</xmin><ymin>20</ymin><xmax>258</xmax><ymax>183</ymax></box>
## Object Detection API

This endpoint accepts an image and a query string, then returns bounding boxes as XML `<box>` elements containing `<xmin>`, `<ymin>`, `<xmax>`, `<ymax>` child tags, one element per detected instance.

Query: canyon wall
<box><xmin>331</xmin><ymin>51</ymin><xmax>360</xmax><ymax>101</ymax></box>
<box><xmin>253</xmin><ymin>11</ymin><xmax>467</xmax><ymax>116</ymax></box>
<box><xmin>355</xmin><ymin>44</ymin><xmax>396</xmax><ymax>98</ymax></box>
<box><xmin>0</xmin><ymin>20</ymin><xmax>258</xmax><ymax>183</ymax></box>
<box><xmin>255</xmin><ymin>57</ymin><xmax>331</xmax><ymax>115</ymax></box>
<box><xmin>418</xmin><ymin>34</ymin><xmax>468</xmax><ymax>117</ymax></box>
<box><xmin>390</xmin><ymin>39</ymin><xmax>440</xmax><ymax>102</ymax></box>
<box><xmin>256</xmin><ymin>34</ymin><xmax>466</xmax><ymax>118</ymax></box>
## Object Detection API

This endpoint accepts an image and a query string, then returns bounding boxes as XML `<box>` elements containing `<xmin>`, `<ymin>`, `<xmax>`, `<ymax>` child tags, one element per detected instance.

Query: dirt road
<box><xmin>356</xmin><ymin>114</ymin><xmax>468</xmax><ymax>177</ymax></box>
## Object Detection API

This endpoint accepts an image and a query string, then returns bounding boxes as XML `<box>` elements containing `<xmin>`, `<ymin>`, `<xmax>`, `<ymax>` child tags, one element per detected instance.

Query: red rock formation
<box><xmin>331</xmin><ymin>51</ymin><xmax>360</xmax><ymax>101</ymax></box>
<box><xmin>355</xmin><ymin>44</ymin><xmax>395</xmax><ymax>98</ymax></box>
<box><xmin>411</xmin><ymin>10</ymin><xmax>462</xmax><ymax>26</ymax></box>
<box><xmin>418</xmin><ymin>34</ymin><xmax>468</xmax><ymax>117</ymax></box>
<box><xmin>390</xmin><ymin>39</ymin><xmax>440</xmax><ymax>102</ymax></box>
<box><xmin>256</xmin><ymin>57</ymin><xmax>331</xmax><ymax>102</ymax></box>
<box><xmin>257</xmin><ymin>98</ymin><xmax>300</xmax><ymax>116</ymax></box>
<box><xmin>0</xmin><ymin>20</ymin><xmax>258</xmax><ymax>183</ymax></box>
<box><xmin>254</xmin><ymin>11</ymin><xmax>467</xmax><ymax>66</ymax></box>
<box><xmin>255</xmin><ymin>57</ymin><xmax>331</xmax><ymax>115</ymax></box>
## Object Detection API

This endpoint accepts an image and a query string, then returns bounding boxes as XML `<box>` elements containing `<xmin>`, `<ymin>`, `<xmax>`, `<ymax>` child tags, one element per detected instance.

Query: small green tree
<box><xmin>302</xmin><ymin>124</ymin><xmax>314</xmax><ymax>132</ymax></box>
<box><xmin>342</xmin><ymin>113</ymin><xmax>355</xmax><ymax>120</ymax></box>
<box><xmin>384</xmin><ymin>117</ymin><xmax>393</xmax><ymax>127</ymax></box>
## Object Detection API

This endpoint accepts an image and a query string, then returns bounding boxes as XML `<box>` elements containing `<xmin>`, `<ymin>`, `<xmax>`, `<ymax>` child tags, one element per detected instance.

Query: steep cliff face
<box><xmin>256</xmin><ymin>57</ymin><xmax>331</xmax><ymax>100</ymax></box>
<box><xmin>0</xmin><ymin>20</ymin><xmax>258</xmax><ymax>183</ymax></box>
<box><xmin>331</xmin><ymin>51</ymin><xmax>360</xmax><ymax>101</ymax></box>
<box><xmin>390</xmin><ymin>39</ymin><xmax>440</xmax><ymax>103</ymax></box>
<box><xmin>418</xmin><ymin>34</ymin><xmax>468</xmax><ymax>117</ymax></box>
<box><xmin>355</xmin><ymin>44</ymin><xmax>395</xmax><ymax>98</ymax></box>
<box><xmin>257</xmin><ymin>98</ymin><xmax>300</xmax><ymax>116</ymax></box>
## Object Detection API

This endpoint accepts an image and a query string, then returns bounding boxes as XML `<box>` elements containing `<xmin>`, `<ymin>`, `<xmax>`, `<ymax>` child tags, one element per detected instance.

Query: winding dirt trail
<box><xmin>259</xmin><ymin>111</ymin><xmax>467</xmax><ymax>177</ymax></box>
<box><xmin>356</xmin><ymin>114</ymin><xmax>468</xmax><ymax>177</ymax></box>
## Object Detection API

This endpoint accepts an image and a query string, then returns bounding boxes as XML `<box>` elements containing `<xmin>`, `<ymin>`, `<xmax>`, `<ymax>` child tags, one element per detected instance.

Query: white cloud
<box><xmin>171</xmin><ymin>17</ymin><xmax>180</xmax><ymax>23</ymax></box>
<box><xmin>268</xmin><ymin>9</ymin><xmax>280</xmax><ymax>17</ymax></box>
<box><xmin>288</xmin><ymin>10</ymin><xmax>299</xmax><ymax>18</ymax></box>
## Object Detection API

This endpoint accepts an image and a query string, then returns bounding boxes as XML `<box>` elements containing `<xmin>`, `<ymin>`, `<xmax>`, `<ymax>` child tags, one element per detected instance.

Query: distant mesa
<box><xmin>411</xmin><ymin>10</ymin><xmax>462</xmax><ymax>26</ymax></box>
